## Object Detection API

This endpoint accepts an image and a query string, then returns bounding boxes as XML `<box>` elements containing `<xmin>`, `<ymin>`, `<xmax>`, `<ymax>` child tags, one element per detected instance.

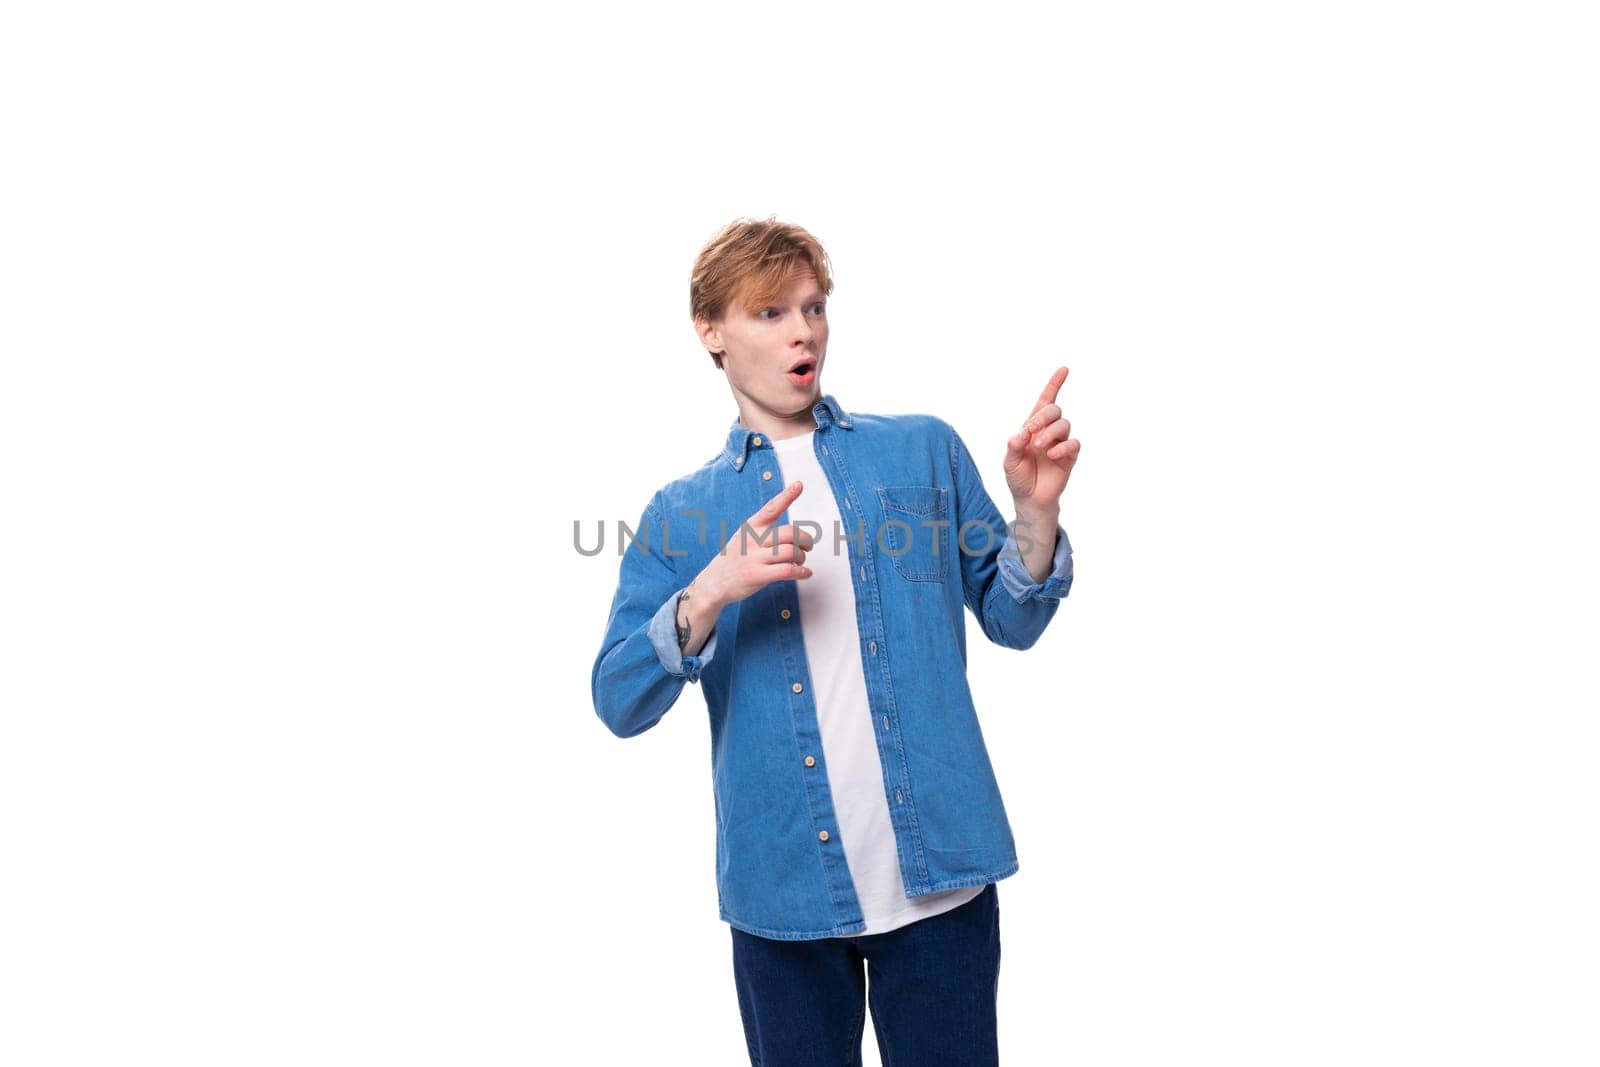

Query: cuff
<box><xmin>997</xmin><ymin>523</ymin><xmax>1074</xmax><ymax>603</ymax></box>
<box><xmin>647</xmin><ymin>587</ymin><xmax>718</xmax><ymax>683</ymax></box>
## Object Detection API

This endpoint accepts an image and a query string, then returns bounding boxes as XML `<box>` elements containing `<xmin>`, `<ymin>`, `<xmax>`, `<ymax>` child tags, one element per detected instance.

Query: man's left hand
<box><xmin>1003</xmin><ymin>365</ymin><xmax>1081</xmax><ymax>514</ymax></box>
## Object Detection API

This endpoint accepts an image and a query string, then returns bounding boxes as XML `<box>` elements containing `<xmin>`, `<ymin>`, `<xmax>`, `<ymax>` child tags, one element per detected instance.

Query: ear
<box><xmin>694</xmin><ymin>314</ymin><xmax>723</xmax><ymax>358</ymax></box>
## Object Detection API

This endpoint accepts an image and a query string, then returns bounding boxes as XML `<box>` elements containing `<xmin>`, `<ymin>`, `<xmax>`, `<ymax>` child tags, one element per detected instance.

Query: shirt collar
<box><xmin>722</xmin><ymin>394</ymin><xmax>853</xmax><ymax>470</ymax></box>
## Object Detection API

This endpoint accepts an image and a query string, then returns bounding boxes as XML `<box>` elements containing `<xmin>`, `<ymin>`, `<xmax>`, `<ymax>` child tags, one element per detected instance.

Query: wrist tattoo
<box><xmin>675</xmin><ymin>589</ymin><xmax>693</xmax><ymax>652</ymax></box>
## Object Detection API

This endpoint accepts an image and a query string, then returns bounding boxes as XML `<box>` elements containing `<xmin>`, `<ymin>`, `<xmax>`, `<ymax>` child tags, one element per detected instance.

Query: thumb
<box><xmin>1003</xmin><ymin>430</ymin><xmax>1029</xmax><ymax>473</ymax></box>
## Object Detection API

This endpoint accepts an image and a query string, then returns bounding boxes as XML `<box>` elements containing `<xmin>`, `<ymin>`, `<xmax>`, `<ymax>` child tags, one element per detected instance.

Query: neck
<box><xmin>734</xmin><ymin>395</ymin><xmax>820</xmax><ymax>442</ymax></box>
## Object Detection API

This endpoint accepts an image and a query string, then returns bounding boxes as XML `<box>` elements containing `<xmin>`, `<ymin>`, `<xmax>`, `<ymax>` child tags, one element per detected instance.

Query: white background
<box><xmin>3</xmin><ymin>2</ymin><xmax>1596</xmax><ymax>1064</ymax></box>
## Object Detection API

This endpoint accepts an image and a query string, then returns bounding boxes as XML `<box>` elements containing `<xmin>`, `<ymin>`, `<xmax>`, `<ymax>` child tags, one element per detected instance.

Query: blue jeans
<box><xmin>730</xmin><ymin>882</ymin><xmax>1001</xmax><ymax>1066</ymax></box>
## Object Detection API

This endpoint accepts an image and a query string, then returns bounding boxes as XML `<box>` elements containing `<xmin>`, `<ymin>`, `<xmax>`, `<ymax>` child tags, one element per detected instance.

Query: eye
<box><xmin>756</xmin><ymin>308</ymin><xmax>780</xmax><ymax>320</ymax></box>
<box><xmin>807</xmin><ymin>303</ymin><xmax>826</xmax><ymax>315</ymax></box>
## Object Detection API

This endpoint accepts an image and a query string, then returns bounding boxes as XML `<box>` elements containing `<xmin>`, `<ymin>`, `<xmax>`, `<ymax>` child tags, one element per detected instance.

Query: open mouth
<box><xmin>787</xmin><ymin>359</ymin><xmax>816</xmax><ymax>385</ymax></box>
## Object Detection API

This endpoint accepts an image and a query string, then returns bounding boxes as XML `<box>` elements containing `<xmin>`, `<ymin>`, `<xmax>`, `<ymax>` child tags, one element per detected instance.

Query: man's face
<box><xmin>700</xmin><ymin>269</ymin><xmax>829</xmax><ymax>427</ymax></box>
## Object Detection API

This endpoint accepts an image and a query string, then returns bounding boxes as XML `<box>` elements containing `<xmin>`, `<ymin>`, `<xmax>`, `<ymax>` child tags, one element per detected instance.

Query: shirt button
<box><xmin>843</xmin><ymin>498</ymin><xmax>851</xmax><ymax>508</ymax></box>
<box><xmin>881</xmin><ymin>715</ymin><xmax>889</xmax><ymax>729</ymax></box>
<box><xmin>896</xmin><ymin>789</ymin><xmax>903</xmax><ymax>803</ymax></box>
<box><xmin>869</xmin><ymin>641</ymin><xmax>877</xmax><ymax>655</ymax></box>
<box><xmin>762</xmin><ymin>470</ymin><xmax>773</xmax><ymax>481</ymax></box>
<box><xmin>821</xmin><ymin>445</ymin><xmax>828</xmax><ymax>454</ymax></box>
<box><xmin>752</xmin><ymin>435</ymin><xmax>763</xmax><ymax>446</ymax></box>
<box><xmin>792</xmin><ymin>682</ymin><xmax>804</xmax><ymax>693</ymax></box>
<box><xmin>818</xmin><ymin>830</ymin><xmax>830</xmax><ymax>842</ymax></box>
<box><xmin>804</xmin><ymin>755</ymin><xmax>816</xmax><ymax>767</ymax></box>
<box><xmin>780</xmin><ymin>608</ymin><xmax>792</xmax><ymax>619</ymax></box>
<box><xmin>859</xmin><ymin>566</ymin><xmax>866</xmax><ymax>580</ymax></box>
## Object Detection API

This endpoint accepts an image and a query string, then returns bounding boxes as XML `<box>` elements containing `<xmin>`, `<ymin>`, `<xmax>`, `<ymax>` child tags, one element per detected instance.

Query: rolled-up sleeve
<box><xmin>997</xmin><ymin>522</ymin><xmax>1074</xmax><ymax>603</ymax></box>
<box><xmin>591</xmin><ymin>496</ymin><xmax>719</xmax><ymax>738</ymax></box>
<box><xmin>647</xmin><ymin>585</ymin><xmax>719</xmax><ymax>682</ymax></box>
<box><xmin>948</xmin><ymin>424</ymin><xmax>1073</xmax><ymax>650</ymax></box>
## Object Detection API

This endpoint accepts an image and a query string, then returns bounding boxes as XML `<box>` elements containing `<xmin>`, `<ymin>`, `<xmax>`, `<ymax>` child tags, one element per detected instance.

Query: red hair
<box><xmin>690</xmin><ymin>217</ymin><xmax>835</xmax><ymax>369</ymax></box>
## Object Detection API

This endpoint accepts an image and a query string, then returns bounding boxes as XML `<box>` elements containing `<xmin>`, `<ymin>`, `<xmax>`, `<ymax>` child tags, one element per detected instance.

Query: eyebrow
<box><xmin>752</xmin><ymin>293</ymin><xmax>827</xmax><ymax>310</ymax></box>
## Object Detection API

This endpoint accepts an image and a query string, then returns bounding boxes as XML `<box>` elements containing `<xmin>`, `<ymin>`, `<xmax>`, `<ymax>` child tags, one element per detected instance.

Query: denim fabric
<box><xmin>731</xmin><ymin>882</ymin><xmax>1001</xmax><ymax>1066</ymax></box>
<box><xmin>592</xmin><ymin>395</ymin><xmax>1073</xmax><ymax>939</ymax></box>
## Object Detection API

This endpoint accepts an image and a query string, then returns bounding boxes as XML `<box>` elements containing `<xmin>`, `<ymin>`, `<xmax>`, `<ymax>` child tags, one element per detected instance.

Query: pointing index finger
<box><xmin>1031</xmin><ymin>366</ymin><xmax>1069</xmax><ymax>415</ymax></box>
<box><xmin>751</xmin><ymin>479</ymin><xmax>804</xmax><ymax>528</ymax></box>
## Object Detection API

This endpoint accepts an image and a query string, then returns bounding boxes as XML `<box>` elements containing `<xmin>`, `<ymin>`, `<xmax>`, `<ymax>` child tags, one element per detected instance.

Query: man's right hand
<box><xmin>687</xmin><ymin>479</ymin><xmax>815</xmax><ymax>614</ymax></box>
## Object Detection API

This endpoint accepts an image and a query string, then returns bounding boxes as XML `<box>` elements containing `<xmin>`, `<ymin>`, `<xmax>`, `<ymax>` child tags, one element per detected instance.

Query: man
<box><xmin>591</xmin><ymin>217</ymin><xmax>1079</xmax><ymax>1065</ymax></box>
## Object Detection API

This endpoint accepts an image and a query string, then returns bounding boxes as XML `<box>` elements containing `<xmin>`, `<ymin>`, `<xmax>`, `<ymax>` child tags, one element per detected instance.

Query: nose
<box><xmin>791</xmin><ymin>313</ymin><xmax>814</xmax><ymax>346</ymax></box>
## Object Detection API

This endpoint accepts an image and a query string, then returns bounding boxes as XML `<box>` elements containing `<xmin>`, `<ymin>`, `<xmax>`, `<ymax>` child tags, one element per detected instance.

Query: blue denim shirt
<box><xmin>591</xmin><ymin>395</ymin><xmax>1073</xmax><ymax>940</ymax></box>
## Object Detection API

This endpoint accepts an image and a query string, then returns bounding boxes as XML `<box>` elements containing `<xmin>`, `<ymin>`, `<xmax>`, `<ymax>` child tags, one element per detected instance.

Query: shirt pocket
<box><xmin>875</xmin><ymin>485</ymin><xmax>950</xmax><ymax>583</ymax></box>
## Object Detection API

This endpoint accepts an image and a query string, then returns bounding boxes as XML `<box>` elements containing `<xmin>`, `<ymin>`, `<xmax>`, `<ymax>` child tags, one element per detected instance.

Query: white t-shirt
<box><xmin>771</xmin><ymin>428</ymin><xmax>984</xmax><ymax>936</ymax></box>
